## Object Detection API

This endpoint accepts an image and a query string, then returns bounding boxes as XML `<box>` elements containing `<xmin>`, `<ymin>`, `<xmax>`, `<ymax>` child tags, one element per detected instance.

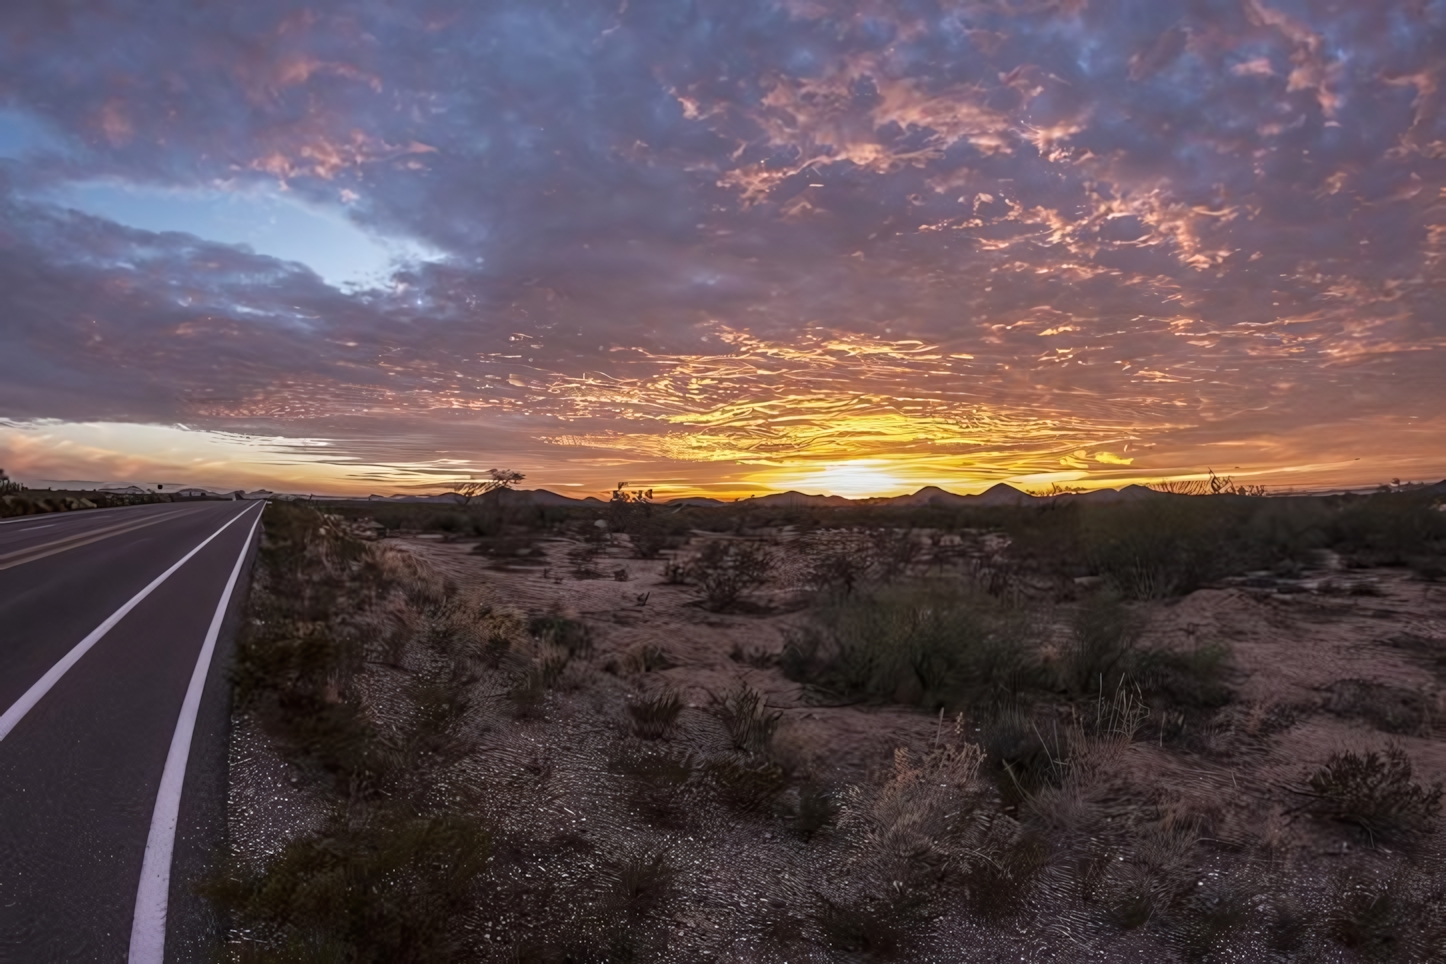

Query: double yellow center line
<box><xmin>0</xmin><ymin>509</ymin><xmax>207</xmax><ymax>572</ymax></box>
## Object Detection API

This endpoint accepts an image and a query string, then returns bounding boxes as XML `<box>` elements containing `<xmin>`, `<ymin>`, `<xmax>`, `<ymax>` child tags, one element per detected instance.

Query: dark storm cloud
<box><xmin>1</xmin><ymin>0</ymin><xmax>1443</xmax><ymax>488</ymax></box>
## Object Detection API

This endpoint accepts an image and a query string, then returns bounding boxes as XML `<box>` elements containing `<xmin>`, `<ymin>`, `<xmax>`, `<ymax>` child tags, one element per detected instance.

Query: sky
<box><xmin>1</xmin><ymin>0</ymin><xmax>1443</xmax><ymax>499</ymax></box>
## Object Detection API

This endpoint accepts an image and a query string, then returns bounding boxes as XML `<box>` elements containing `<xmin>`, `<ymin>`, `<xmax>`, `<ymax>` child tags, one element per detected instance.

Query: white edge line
<box><xmin>129</xmin><ymin>503</ymin><xmax>264</xmax><ymax>964</ymax></box>
<box><xmin>0</xmin><ymin>502</ymin><xmax>261</xmax><ymax>743</ymax></box>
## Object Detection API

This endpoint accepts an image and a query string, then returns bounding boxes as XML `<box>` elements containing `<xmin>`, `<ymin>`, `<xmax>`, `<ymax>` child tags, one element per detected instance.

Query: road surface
<box><xmin>0</xmin><ymin>500</ymin><xmax>263</xmax><ymax>963</ymax></box>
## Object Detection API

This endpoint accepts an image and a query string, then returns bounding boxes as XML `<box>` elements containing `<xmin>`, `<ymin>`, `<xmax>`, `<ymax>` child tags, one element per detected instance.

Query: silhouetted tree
<box><xmin>449</xmin><ymin>468</ymin><xmax>525</xmax><ymax>505</ymax></box>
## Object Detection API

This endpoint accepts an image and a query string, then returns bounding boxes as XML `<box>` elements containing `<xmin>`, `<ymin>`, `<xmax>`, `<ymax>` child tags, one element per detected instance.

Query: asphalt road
<box><xmin>0</xmin><ymin>500</ymin><xmax>264</xmax><ymax>963</ymax></box>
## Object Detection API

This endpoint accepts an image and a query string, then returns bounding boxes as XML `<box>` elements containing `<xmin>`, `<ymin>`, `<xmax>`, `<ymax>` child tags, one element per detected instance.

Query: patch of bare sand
<box><xmin>1117</xmin><ymin>575</ymin><xmax>1446</xmax><ymax>859</ymax></box>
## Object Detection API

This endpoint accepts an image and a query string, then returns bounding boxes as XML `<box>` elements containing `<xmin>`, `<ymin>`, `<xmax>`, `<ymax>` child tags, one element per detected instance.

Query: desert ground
<box><xmin>216</xmin><ymin>494</ymin><xmax>1446</xmax><ymax>962</ymax></box>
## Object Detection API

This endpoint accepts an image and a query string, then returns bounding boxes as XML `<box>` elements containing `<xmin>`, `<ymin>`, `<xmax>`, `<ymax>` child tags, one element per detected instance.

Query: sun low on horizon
<box><xmin>1</xmin><ymin>2</ymin><xmax>1443</xmax><ymax>499</ymax></box>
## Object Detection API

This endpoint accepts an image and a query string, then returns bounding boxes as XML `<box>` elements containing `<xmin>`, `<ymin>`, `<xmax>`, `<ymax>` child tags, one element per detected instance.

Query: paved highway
<box><xmin>0</xmin><ymin>500</ymin><xmax>264</xmax><ymax>963</ymax></box>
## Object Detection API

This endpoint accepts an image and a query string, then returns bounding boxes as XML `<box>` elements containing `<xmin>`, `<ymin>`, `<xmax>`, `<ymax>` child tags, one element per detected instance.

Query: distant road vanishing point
<box><xmin>0</xmin><ymin>500</ymin><xmax>262</xmax><ymax>962</ymax></box>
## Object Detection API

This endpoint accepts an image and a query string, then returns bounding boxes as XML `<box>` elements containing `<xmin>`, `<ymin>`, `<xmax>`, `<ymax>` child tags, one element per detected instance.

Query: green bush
<box><xmin>1132</xmin><ymin>644</ymin><xmax>1233</xmax><ymax>712</ymax></box>
<box><xmin>1061</xmin><ymin>591</ymin><xmax>1142</xmax><ymax>698</ymax></box>
<box><xmin>1327</xmin><ymin>491</ymin><xmax>1446</xmax><ymax>572</ymax></box>
<box><xmin>204</xmin><ymin>808</ymin><xmax>490</xmax><ymax>964</ymax></box>
<box><xmin>783</xmin><ymin>585</ymin><xmax>1040</xmax><ymax>712</ymax></box>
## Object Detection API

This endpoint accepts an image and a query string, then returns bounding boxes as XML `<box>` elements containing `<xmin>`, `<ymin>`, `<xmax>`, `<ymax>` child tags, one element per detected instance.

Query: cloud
<box><xmin>0</xmin><ymin>0</ymin><xmax>1442</xmax><ymax>494</ymax></box>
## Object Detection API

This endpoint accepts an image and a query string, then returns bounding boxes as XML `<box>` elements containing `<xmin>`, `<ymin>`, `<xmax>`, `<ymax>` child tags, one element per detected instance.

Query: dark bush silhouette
<box><xmin>687</xmin><ymin>539</ymin><xmax>775</xmax><ymax>609</ymax></box>
<box><xmin>1307</xmin><ymin>744</ymin><xmax>1443</xmax><ymax>840</ymax></box>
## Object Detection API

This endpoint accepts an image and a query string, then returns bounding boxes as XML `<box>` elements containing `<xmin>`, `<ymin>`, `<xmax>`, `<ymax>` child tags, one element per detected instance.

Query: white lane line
<box><xmin>0</xmin><ymin>504</ymin><xmax>260</xmax><ymax>743</ymax></box>
<box><xmin>128</xmin><ymin>504</ymin><xmax>263</xmax><ymax>964</ymax></box>
<box><xmin>16</xmin><ymin>525</ymin><xmax>56</xmax><ymax>532</ymax></box>
<box><xmin>0</xmin><ymin>509</ymin><xmax>208</xmax><ymax>572</ymax></box>
<box><xmin>0</xmin><ymin>504</ymin><xmax>179</xmax><ymax>525</ymax></box>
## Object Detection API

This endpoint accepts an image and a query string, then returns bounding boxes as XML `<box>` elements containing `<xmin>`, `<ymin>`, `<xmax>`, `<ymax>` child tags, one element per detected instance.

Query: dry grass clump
<box><xmin>820</xmin><ymin>730</ymin><xmax>995</xmax><ymax>953</ymax></box>
<box><xmin>622</xmin><ymin>643</ymin><xmax>674</xmax><ymax>674</ymax></box>
<box><xmin>609</xmin><ymin>746</ymin><xmax>697</xmax><ymax>828</ymax></box>
<box><xmin>627</xmin><ymin>690</ymin><xmax>683</xmax><ymax>740</ymax></box>
<box><xmin>1324</xmin><ymin>863</ymin><xmax>1446</xmax><ymax>962</ymax></box>
<box><xmin>714</xmin><ymin>683</ymin><xmax>781</xmax><ymax>755</ymax></box>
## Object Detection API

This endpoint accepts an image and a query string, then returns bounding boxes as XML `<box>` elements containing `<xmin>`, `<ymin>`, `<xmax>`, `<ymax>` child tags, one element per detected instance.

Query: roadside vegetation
<box><xmin>213</xmin><ymin>484</ymin><xmax>1446</xmax><ymax>961</ymax></box>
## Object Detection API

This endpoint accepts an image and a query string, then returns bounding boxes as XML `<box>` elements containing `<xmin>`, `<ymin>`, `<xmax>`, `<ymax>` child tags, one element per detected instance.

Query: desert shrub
<box><xmin>704</xmin><ymin>756</ymin><xmax>787</xmax><ymax>814</ymax></box>
<box><xmin>401</xmin><ymin>673</ymin><xmax>474</xmax><ymax>766</ymax></box>
<box><xmin>610</xmin><ymin>748</ymin><xmax>696</xmax><ymax>828</ymax></box>
<box><xmin>1097</xmin><ymin>822</ymin><xmax>1198</xmax><ymax>932</ymax></box>
<box><xmin>1323</xmin><ymin>679</ymin><xmax>1430</xmax><ymax>735</ymax></box>
<box><xmin>628</xmin><ymin>690</ymin><xmax>683</xmax><ymax>740</ymax></box>
<box><xmin>980</xmin><ymin>710</ymin><xmax>1067</xmax><ymax>809</ymax></box>
<box><xmin>1328</xmin><ymin>491</ymin><xmax>1446</xmax><ymax>571</ymax></box>
<box><xmin>832</xmin><ymin>737</ymin><xmax>991</xmax><ymax>948</ymax></box>
<box><xmin>625</xmin><ymin>517</ymin><xmax>669</xmax><ymax>560</ymax></box>
<box><xmin>1306</xmin><ymin>744</ymin><xmax>1443</xmax><ymax>840</ymax></box>
<box><xmin>960</xmin><ymin>827</ymin><xmax>1049</xmax><ymax>922</ymax></box>
<box><xmin>204</xmin><ymin>808</ymin><xmax>490</xmax><ymax>964</ymax></box>
<box><xmin>714</xmin><ymin>683</ymin><xmax>781</xmax><ymax>755</ymax></box>
<box><xmin>1081</xmin><ymin>500</ymin><xmax>1226</xmax><ymax>600</ymax></box>
<box><xmin>794</xmin><ymin>782</ymin><xmax>840</xmax><ymax>839</ymax></box>
<box><xmin>1133</xmin><ymin>643</ymin><xmax>1233</xmax><ymax>713</ymax></box>
<box><xmin>815</xmin><ymin>890</ymin><xmax>928</xmax><ymax>958</ymax></box>
<box><xmin>601</xmin><ymin>846</ymin><xmax>676</xmax><ymax>920</ymax></box>
<box><xmin>783</xmin><ymin>585</ymin><xmax>1040</xmax><ymax>712</ymax></box>
<box><xmin>805</xmin><ymin>539</ymin><xmax>875</xmax><ymax>596</ymax></box>
<box><xmin>508</xmin><ymin>666</ymin><xmax>549</xmax><ymax>719</ymax></box>
<box><xmin>470</xmin><ymin>532</ymin><xmax>542</xmax><ymax>561</ymax></box>
<box><xmin>234</xmin><ymin>507</ymin><xmax>410</xmax><ymax>797</ymax></box>
<box><xmin>1168</xmin><ymin>871</ymin><xmax>1259</xmax><ymax>961</ymax></box>
<box><xmin>1326</xmin><ymin>864</ymin><xmax>1446</xmax><ymax>962</ymax></box>
<box><xmin>1239</xmin><ymin>497</ymin><xmax>1330</xmax><ymax>570</ymax></box>
<box><xmin>1058</xmin><ymin>593</ymin><xmax>1232</xmax><ymax>715</ymax></box>
<box><xmin>867</xmin><ymin>527</ymin><xmax>922</xmax><ymax>581</ymax></box>
<box><xmin>528</xmin><ymin>612</ymin><xmax>592</xmax><ymax>656</ymax></box>
<box><xmin>0</xmin><ymin>469</ymin><xmax>21</xmax><ymax>496</ymax></box>
<box><xmin>686</xmin><ymin>539</ymin><xmax>775</xmax><ymax>610</ymax></box>
<box><xmin>624</xmin><ymin>643</ymin><xmax>674</xmax><ymax>673</ymax></box>
<box><xmin>567</xmin><ymin>543</ymin><xmax>602</xmax><ymax>578</ymax></box>
<box><xmin>508</xmin><ymin>643</ymin><xmax>571</xmax><ymax>719</ymax></box>
<box><xmin>1060</xmin><ymin>591</ymin><xmax>1142</xmax><ymax>698</ymax></box>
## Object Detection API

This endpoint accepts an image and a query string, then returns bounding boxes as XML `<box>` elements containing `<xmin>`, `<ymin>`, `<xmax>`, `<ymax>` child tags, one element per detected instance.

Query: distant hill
<box><xmin>1052</xmin><ymin>484</ymin><xmax>1165</xmax><ymax>504</ymax></box>
<box><xmin>334</xmin><ymin>479</ymin><xmax>1239</xmax><ymax>510</ymax></box>
<box><xmin>883</xmin><ymin>485</ymin><xmax>975</xmax><ymax>507</ymax></box>
<box><xmin>972</xmin><ymin>482</ymin><xmax>1036</xmax><ymax>506</ymax></box>
<box><xmin>737</xmin><ymin>490</ymin><xmax>857</xmax><ymax>508</ymax></box>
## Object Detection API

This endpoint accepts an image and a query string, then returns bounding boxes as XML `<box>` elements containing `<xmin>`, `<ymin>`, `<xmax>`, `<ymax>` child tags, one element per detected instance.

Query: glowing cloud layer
<box><xmin>0</xmin><ymin>0</ymin><xmax>1442</xmax><ymax>497</ymax></box>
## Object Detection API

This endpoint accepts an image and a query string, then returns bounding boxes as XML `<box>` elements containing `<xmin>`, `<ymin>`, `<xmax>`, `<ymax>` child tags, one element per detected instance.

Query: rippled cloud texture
<box><xmin>1</xmin><ymin>0</ymin><xmax>1443</xmax><ymax>495</ymax></box>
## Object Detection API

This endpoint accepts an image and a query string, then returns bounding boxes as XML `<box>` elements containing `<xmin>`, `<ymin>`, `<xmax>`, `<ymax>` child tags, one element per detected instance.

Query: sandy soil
<box><xmin>228</xmin><ymin>524</ymin><xmax>1446</xmax><ymax>961</ymax></box>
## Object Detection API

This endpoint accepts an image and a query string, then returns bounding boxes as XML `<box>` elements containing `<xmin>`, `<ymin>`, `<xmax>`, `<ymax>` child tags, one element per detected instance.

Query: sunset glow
<box><xmin>1</xmin><ymin>3</ymin><xmax>1442</xmax><ymax>497</ymax></box>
